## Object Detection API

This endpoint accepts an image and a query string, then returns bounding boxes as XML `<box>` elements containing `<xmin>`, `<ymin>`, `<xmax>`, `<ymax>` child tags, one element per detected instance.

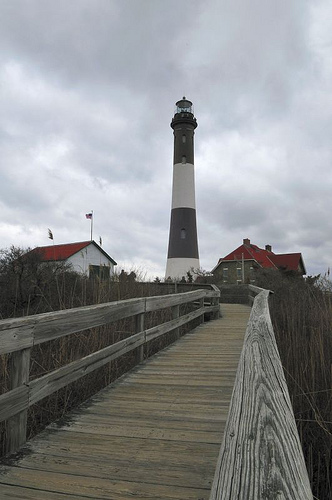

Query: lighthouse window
<box><xmin>181</xmin><ymin>228</ymin><xmax>186</xmax><ymax>239</ymax></box>
<box><xmin>182</xmin><ymin>135</ymin><xmax>186</xmax><ymax>143</ymax></box>
<box><xmin>182</xmin><ymin>155</ymin><xmax>186</xmax><ymax>164</ymax></box>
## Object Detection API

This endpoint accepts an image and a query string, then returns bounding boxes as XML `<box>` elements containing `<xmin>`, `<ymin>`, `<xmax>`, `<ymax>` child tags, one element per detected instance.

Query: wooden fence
<box><xmin>209</xmin><ymin>284</ymin><xmax>313</xmax><ymax>499</ymax></box>
<box><xmin>0</xmin><ymin>285</ymin><xmax>220</xmax><ymax>456</ymax></box>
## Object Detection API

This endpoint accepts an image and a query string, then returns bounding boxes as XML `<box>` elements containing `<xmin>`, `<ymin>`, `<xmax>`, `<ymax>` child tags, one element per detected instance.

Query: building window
<box><xmin>182</xmin><ymin>155</ymin><xmax>186</xmax><ymax>164</ymax></box>
<box><xmin>237</xmin><ymin>267</ymin><xmax>242</xmax><ymax>279</ymax></box>
<box><xmin>89</xmin><ymin>264</ymin><xmax>110</xmax><ymax>280</ymax></box>
<box><xmin>222</xmin><ymin>268</ymin><xmax>228</xmax><ymax>278</ymax></box>
<box><xmin>182</xmin><ymin>135</ymin><xmax>186</xmax><ymax>143</ymax></box>
<box><xmin>181</xmin><ymin>228</ymin><xmax>186</xmax><ymax>239</ymax></box>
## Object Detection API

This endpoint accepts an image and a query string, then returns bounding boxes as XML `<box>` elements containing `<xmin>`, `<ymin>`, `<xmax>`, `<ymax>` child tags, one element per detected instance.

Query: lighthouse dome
<box><xmin>175</xmin><ymin>97</ymin><xmax>193</xmax><ymax>114</ymax></box>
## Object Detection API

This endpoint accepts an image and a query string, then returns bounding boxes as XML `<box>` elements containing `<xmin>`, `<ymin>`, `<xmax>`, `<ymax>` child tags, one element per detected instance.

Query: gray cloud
<box><xmin>0</xmin><ymin>0</ymin><xmax>331</xmax><ymax>277</ymax></box>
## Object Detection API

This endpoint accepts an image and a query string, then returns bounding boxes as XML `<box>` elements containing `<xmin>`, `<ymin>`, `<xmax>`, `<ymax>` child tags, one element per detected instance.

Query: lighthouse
<box><xmin>165</xmin><ymin>97</ymin><xmax>200</xmax><ymax>279</ymax></box>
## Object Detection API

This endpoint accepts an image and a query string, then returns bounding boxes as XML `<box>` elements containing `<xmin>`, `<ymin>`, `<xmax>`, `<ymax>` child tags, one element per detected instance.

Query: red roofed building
<box><xmin>212</xmin><ymin>238</ymin><xmax>306</xmax><ymax>284</ymax></box>
<box><xmin>31</xmin><ymin>240</ymin><xmax>117</xmax><ymax>279</ymax></box>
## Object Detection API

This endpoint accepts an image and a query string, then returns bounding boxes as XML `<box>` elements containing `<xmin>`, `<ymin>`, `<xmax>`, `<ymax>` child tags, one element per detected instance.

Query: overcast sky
<box><xmin>1</xmin><ymin>0</ymin><xmax>332</xmax><ymax>278</ymax></box>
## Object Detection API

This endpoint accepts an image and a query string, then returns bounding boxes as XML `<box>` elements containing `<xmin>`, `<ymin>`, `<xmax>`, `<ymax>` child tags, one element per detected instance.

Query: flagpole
<box><xmin>91</xmin><ymin>210</ymin><xmax>93</xmax><ymax>241</ymax></box>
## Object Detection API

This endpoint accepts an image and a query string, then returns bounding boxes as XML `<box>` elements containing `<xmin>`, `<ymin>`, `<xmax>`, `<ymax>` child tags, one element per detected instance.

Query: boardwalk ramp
<box><xmin>0</xmin><ymin>304</ymin><xmax>250</xmax><ymax>500</ymax></box>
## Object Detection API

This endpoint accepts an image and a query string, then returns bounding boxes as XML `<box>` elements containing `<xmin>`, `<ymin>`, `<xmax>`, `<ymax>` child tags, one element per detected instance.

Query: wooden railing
<box><xmin>210</xmin><ymin>285</ymin><xmax>313</xmax><ymax>500</ymax></box>
<box><xmin>0</xmin><ymin>285</ymin><xmax>220</xmax><ymax>455</ymax></box>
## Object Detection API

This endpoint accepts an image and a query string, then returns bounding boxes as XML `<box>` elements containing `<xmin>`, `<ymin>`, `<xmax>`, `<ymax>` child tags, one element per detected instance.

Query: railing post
<box><xmin>135</xmin><ymin>313</ymin><xmax>145</xmax><ymax>364</ymax></box>
<box><xmin>171</xmin><ymin>304</ymin><xmax>180</xmax><ymax>339</ymax></box>
<box><xmin>6</xmin><ymin>348</ymin><xmax>31</xmax><ymax>455</ymax></box>
<box><xmin>210</xmin><ymin>286</ymin><xmax>220</xmax><ymax>320</ymax></box>
<box><xmin>212</xmin><ymin>296</ymin><xmax>219</xmax><ymax>319</ymax></box>
<box><xmin>199</xmin><ymin>297</ymin><xmax>205</xmax><ymax>324</ymax></box>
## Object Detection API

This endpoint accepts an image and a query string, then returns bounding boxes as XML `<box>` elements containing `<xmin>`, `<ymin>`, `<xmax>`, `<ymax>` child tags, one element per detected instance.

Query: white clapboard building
<box><xmin>31</xmin><ymin>240</ymin><xmax>117</xmax><ymax>279</ymax></box>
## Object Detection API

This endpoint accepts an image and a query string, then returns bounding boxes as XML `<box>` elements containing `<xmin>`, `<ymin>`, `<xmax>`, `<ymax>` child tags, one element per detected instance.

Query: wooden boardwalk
<box><xmin>0</xmin><ymin>304</ymin><xmax>250</xmax><ymax>500</ymax></box>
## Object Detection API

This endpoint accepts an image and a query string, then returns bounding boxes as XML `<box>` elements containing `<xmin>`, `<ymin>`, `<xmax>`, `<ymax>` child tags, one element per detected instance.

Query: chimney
<box><xmin>265</xmin><ymin>244</ymin><xmax>272</xmax><ymax>252</ymax></box>
<box><xmin>243</xmin><ymin>238</ymin><xmax>250</xmax><ymax>246</ymax></box>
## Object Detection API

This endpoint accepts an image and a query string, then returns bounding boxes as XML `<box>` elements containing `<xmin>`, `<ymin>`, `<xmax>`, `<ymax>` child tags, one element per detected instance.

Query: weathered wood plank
<box><xmin>30</xmin><ymin>430</ymin><xmax>220</xmax><ymax>465</ymax></box>
<box><xmin>135</xmin><ymin>312</ymin><xmax>145</xmax><ymax>363</ymax></box>
<box><xmin>5</xmin><ymin>452</ymin><xmax>216</xmax><ymax>490</ymax></box>
<box><xmin>145</xmin><ymin>289</ymin><xmax>206</xmax><ymax>312</ymax></box>
<box><xmin>54</xmin><ymin>420</ymin><xmax>223</xmax><ymax>443</ymax></box>
<box><xmin>145</xmin><ymin>307</ymin><xmax>204</xmax><ymax>342</ymax></box>
<box><xmin>29</xmin><ymin>332</ymin><xmax>145</xmax><ymax>406</ymax></box>
<box><xmin>0</xmin><ymin>289</ymin><xmax>214</xmax><ymax>355</ymax></box>
<box><xmin>0</xmin><ymin>298</ymin><xmax>145</xmax><ymax>355</ymax></box>
<box><xmin>0</xmin><ymin>385</ymin><xmax>29</xmax><ymax>423</ymax></box>
<box><xmin>0</xmin><ymin>484</ymin><xmax>88</xmax><ymax>500</ymax></box>
<box><xmin>6</xmin><ymin>348</ymin><xmax>31</xmax><ymax>454</ymax></box>
<box><xmin>171</xmin><ymin>304</ymin><xmax>180</xmax><ymax>339</ymax></box>
<box><xmin>0</xmin><ymin>467</ymin><xmax>209</xmax><ymax>500</ymax></box>
<box><xmin>248</xmin><ymin>284</ymin><xmax>266</xmax><ymax>295</ymax></box>
<box><xmin>0</xmin><ymin>322</ymin><xmax>34</xmax><ymax>356</ymax></box>
<box><xmin>210</xmin><ymin>291</ymin><xmax>312</xmax><ymax>500</ymax></box>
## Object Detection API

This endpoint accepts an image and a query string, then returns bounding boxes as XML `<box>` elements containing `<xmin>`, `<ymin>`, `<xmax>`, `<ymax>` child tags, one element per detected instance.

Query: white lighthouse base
<box><xmin>165</xmin><ymin>258</ymin><xmax>200</xmax><ymax>281</ymax></box>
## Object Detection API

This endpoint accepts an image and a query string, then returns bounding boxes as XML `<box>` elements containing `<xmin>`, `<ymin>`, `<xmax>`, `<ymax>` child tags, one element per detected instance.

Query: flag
<box><xmin>48</xmin><ymin>228</ymin><xmax>53</xmax><ymax>240</ymax></box>
<box><xmin>85</xmin><ymin>213</ymin><xmax>93</xmax><ymax>220</ymax></box>
<box><xmin>99</xmin><ymin>236</ymin><xmax>102</xmax><ymax>246</ymax></box>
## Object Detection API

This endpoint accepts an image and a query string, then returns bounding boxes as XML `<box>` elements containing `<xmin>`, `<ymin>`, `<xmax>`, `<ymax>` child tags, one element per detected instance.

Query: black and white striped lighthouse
<box><xmin>165</xmin><ymin>97</ymin><xmax>200</xmax><ymax>279</ymax></box>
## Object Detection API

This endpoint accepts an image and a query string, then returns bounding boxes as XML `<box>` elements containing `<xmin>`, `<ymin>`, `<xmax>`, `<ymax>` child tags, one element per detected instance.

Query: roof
<box><xmin>31</xmin><ymin>241</ymin><xmax>117</xmax><ymax>266</ymax></box>
<box><xmin>213</xmin><ymin>240</ymin><xmax>306</xmax><ymax>275</ymax></box>
<box><xmin>223</xmin><ymin>243</ymin><xmax>276</xmax><ymax>269</ymax></box>
<box><xmin>269</xmin><ymin>253</ymin><xmax>306</xmax><ymax>274</ymax></box>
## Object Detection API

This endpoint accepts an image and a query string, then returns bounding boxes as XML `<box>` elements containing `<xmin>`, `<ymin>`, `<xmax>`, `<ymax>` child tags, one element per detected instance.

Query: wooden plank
<box><xmin>29</xmin><ymin>332</ymin><xmax>145</xmax><ymax>405</ymax></box>
<box><xmin>145</xmin><ymin>289</ymin><xmax>206</xmax><ymax>312</ymax></box>
<box><xmin>0</xmin><ymin>322</ymin><xmax>34</xmax><ymax>356</ymax></box>
<box><xmin>4</xmin><ymin>452</ymin><xmax>216</xmax><ymax>490</ymax></box>
<box><xmin>54</xmin><ymin>421</ymin><xmax>223</xmax><ymax>444</ymax></box>
<box><xmin>6</xmin><ymin>348</ymin><xmax>30</xmax><ymax>454</ymax></box>
<box><xmin>171</xmin><ymin>304</ymin><xmax>180</xmax><ymax>339</ymax></box>
<box><xmin>0</xmin><ymin>385</ymin><xmax>29</xmax><ymax>423</ymax></box>
<box><xmin>248</xmin><ymin>284</ymin><xmax>265</xmax><ymax>295</ymax></box>
<box><xmin>145</xmin><ymin>307</ymin><xmax>204</xmax><ymax>342</ymax></box>
<box><xmin>58</xmin><ymin>412</ymin><xmax>224</xmax><ymax>432</ymax></box>
<box><xmin>0</xmin><ymin>467</ymin><xmax>209</xmax><ymax>500</ymax></box>
<box><xmin>0</xmin><ymin>289</ymin><xmax>213</xmax><ymax>355</ymax></box>
<box><xmin>30</xmin><ymin>430</ymin><xmax>221</xmax><ymax>465</ymax></box>
<box><xmin>0</xmin><ymin>298</ymin><xmax>145</xmax><ymax>354</ymax></box>
<box><xmin>210</xmin><ymin>291</ymin><xmax>313</xmax><ymax>500</ymax></box>
<box><xmin>0</xmin><ymin>484</ymin><xmax>88</xmax><ymax>500</ymax></box>
<box><xmin>135</xmin><ymin>312</ymin><xmax>145</xmax><ymax>363</ymax></box>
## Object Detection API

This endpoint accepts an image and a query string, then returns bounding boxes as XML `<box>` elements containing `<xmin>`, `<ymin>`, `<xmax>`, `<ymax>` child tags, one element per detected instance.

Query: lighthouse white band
<box><xmin>165</xmin><ymin>257</ymin><xmax>200</xmax><ymax>280</ymax></box>
<box><xmin>171</xmin><ymin>163</ymin><xmax>196</xmax><ymax>209</ymax></box>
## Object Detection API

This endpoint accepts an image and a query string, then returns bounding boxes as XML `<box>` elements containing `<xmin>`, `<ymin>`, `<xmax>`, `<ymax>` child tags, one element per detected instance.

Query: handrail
<box><xmin>210</xmin><ymin>287</ymin><xmax>313</xmax><ymax>499</ymax></box>
<box><xmin>0</xmin><ymin>286</ymin><xmax>220</xmax><ymax>455</ymax></box>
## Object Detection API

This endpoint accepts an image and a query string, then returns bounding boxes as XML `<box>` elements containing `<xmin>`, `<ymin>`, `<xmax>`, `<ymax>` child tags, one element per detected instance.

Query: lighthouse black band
<box><xmin>167</xmin><ymin>207</ymin><xmax>199</xmax><ymax>259</ymax></box>
<box><xmin>172</xmin><ymin>126</ymin><xmax>195</xmax><ymax>165</ymax></box>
